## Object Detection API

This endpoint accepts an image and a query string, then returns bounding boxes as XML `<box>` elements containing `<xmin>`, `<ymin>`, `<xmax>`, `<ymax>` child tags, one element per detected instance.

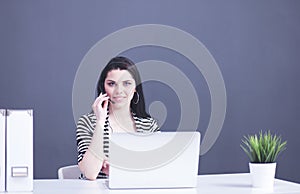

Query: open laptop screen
<box><xmin>108</xmin><ymin>131</ymin><xmax>200</xmax><ymax>189</ymax></box>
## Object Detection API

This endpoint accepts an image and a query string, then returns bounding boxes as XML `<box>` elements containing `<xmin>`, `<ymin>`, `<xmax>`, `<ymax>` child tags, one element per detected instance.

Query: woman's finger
<box><xmin>93</xmin><ymin>95</ymin><xmax>109</xmax><ymax>110</ymax></box>
<box><xmin>93</xmin><ymin>93</ymin><xmax>106</xmax><ymax>107</ymax></box>
<box><xmin>102</xmin><ymin>98</ymin><xmax>109</xmax><ymax>111</ymax></box>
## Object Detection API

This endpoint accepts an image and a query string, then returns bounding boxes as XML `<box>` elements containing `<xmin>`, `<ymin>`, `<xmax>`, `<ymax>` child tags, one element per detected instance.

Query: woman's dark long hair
<box><xmin>96</xmin><ymin>56</ymin><xmax>150</xmax><ymax>118</ymax></box>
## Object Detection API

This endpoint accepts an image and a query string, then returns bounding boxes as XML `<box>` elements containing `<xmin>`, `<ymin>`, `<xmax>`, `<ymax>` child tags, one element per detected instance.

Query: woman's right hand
<box><xmin>92</xmin><ymin>93</ymin><xmax>109</xmax><ymax>124</ymax></box>
<box><xmin>102</xmin><ymin>160</ymin><xmax>110</xmax><ymax>176</ymax></box>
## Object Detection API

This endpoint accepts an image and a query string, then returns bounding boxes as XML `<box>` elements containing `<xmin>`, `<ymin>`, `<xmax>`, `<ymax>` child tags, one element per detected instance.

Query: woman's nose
<box><xmin>115</xmin><ymin>84</ymin><xmax>124</xmax><ymax>94</ymax></box>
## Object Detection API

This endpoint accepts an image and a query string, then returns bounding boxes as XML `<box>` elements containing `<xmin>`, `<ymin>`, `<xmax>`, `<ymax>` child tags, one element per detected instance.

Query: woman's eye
<box><xmin>107</xmin><ymin>82</ymin><xmax>115</xmax><ymax>86</ymax></box>
<box><xmin>124</xmin><ymin>81</ymin><xmax>132</xmax><ymax>86</ymax></box>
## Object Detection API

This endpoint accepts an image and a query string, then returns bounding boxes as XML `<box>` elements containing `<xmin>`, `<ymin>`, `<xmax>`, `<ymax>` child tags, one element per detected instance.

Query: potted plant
<box><xmin>241</xmin><ymin>130</ymin><xmax>287</xmax><ymax>188</ymax></box>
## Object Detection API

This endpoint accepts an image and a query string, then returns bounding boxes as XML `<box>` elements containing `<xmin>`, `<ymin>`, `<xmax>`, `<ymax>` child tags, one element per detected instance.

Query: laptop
<box><xmin>106</xmin><ymin>131</ymin><xmax>200</xmax><ymax>189</ymax></box>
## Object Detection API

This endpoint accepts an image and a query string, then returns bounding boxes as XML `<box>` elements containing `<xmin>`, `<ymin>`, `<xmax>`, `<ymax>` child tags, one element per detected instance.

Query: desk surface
<box><xmin>27</xmin><ymin>173</ymin><xmax>300</xmax><ymax>194</ymax></box>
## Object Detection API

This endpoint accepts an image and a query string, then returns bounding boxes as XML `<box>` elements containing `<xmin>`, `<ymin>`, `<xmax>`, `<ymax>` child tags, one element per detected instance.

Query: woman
<box><xmin>76</xmin><ymin>56</ymin><xmax>160</xmax><ymax>180</ymax></box>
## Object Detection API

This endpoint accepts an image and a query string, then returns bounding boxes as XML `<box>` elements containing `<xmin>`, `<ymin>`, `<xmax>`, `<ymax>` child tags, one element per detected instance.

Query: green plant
<box><xmin>241</xmin><ymin>130</ymin><xmax>287</xmax><ymax>163</ymax></box>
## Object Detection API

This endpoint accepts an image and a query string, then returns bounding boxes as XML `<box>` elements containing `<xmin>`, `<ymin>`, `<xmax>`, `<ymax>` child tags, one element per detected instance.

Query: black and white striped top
<box><xmin>76</xmin><ymin>112</ymin><xmax>160</xmax><ymax>179</ymax></box>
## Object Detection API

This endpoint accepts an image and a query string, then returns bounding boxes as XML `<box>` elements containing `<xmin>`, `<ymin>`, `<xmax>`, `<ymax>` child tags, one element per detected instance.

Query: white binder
<box><xmin>0</xmin><ymin>110</ymin><xmax>5</xmax><ymax>192</ymax></box>
<box><xmin>5</xmin><ymin>109</ymin><xmax>33</xmax><ymax>192</ymax></box>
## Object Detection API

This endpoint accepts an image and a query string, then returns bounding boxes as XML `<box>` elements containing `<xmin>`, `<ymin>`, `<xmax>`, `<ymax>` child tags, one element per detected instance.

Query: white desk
<box><xmin>22</xmin><ymin>173</ymin><xmax>300</xmax><ymax>194</ymax></box>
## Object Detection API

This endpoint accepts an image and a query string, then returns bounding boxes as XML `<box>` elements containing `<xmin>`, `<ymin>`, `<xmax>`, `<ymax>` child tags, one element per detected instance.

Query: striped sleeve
<box><xmin>76</xmin><ymin>114</ymin><xmax>95</xmax><ymax>163</ymax></box>
<box><xmin>150</xmin><ymin>118</ymin><xmax>160</xmax><ymax>132</ymax></box>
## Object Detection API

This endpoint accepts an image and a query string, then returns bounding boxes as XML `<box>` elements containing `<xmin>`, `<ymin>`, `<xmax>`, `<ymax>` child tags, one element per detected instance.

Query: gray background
<box><xmin>1</xmin><ymin>0</ymin><xmax>299</xmax><ymax>183</ymax></box>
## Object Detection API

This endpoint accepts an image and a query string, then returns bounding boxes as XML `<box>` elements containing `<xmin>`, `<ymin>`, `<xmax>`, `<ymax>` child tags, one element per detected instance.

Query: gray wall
<box><xmin>1</xmin><ymin>0</ymin><xmax>300</xmax><ymax>183</ymax></box>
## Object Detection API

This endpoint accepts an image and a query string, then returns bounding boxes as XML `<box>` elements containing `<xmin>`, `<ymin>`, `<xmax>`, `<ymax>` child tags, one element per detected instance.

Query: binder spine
<box><xmin>0</xmin><ymin>109</ymin><xmax>6</xmax><ymax>192</ymax></box>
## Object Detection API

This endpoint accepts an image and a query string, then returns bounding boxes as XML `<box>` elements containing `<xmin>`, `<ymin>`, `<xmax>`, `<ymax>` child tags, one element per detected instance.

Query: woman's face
<box><xmin>104</xmin><ymin>69</ymin><xmax>136</xmax><ymax>108</ymax></box>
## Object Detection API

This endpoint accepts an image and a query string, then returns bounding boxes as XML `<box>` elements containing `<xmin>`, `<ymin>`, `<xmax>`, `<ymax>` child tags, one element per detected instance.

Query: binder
<box><xmin>0</xmin><ymin>109</ymin><xmax>33</xmax><ymax>192</ymax></box>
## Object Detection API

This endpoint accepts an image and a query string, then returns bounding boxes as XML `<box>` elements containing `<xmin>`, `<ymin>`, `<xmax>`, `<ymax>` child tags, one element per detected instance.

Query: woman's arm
<box><xmin>77</xmin><ymin>93</ymin><xmax>110</xmax><ymax>180</ymax></box>
<box><xmin>78</xmin><ymin>121</ymin><xmax>106</xmax><ymax>180</ymax></box>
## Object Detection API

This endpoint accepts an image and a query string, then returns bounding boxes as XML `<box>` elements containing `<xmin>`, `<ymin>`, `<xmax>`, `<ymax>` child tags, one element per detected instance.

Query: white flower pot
<box><xmin>249</xmin><ymin>163</ymin><xmax>276</xmax><ymax>188</ymax></box>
